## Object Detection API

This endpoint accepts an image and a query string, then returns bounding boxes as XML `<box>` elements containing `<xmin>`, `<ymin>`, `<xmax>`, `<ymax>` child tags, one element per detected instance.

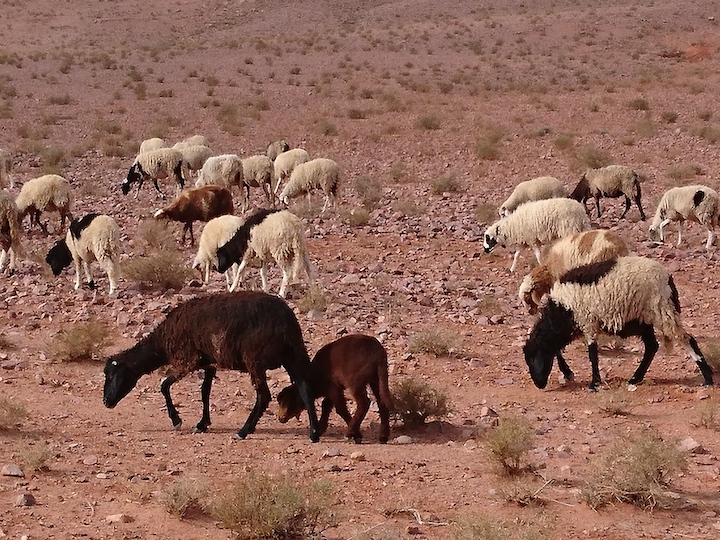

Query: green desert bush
<box><xmin>582</xmin><ymin>430</ymin><xmax>687</xmax><ymax>510</ymax></box>
<box><xmin>51</xmin><ymin>320</ymin><xmax>111</xmax><ymax>362</ymax></box>
<box><xmin>485</xmin><ymin>416</ymin><xmax>534</xmax><ymax>476</ymax></box>
<box><xmin>392</xmin><ymin>378</ymin><xmax>452</xmax><ymax>427</ymax></box>
<box><xmin>209</xmin><ymin>471</ymin><xmax>333</xmax><ymax>539</ymax></box>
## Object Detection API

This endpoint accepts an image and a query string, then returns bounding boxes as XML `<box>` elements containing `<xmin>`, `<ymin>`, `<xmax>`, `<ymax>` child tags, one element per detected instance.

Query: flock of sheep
<box><xmin>482</xmin><ymin>167</ymin><xmax>717</xmax><ymax>392</ymax></box>
<box><xmin>1</xmin><ymin>141</ymin><xmax>718</xmax><ymax>442</ymax></box>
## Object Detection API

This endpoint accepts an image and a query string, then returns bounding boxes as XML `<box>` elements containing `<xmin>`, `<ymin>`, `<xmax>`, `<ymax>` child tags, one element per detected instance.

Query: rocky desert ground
<box><xmin>2</xmin><ymin>0</ymin><xmax>720</xmax><ymax>538</ymax></box>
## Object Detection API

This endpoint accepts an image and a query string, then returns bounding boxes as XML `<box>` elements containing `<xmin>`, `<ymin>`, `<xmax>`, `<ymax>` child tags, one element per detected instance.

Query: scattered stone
<box><xmin>324</xmin><ymin>463</ymin><xmax>341</xmax><ymax>472</ymax></box>
<box><xmin>677</xmin><ymin>436</ymin><xmax>705</xmax><ymax>454</ymax></box>
<box><xmin>480</xmin><ymin>406</ymin><xmax>498</xmax><ymax>418</ymax></box>
<box><xmin>350</xmin><ymin>451</ymin><xmax>366</xmax><ymax>461</ymax></box>
<box><xmin>1</xmin><ymin>464</ymin><xmax>24</xmax><ymax>477</ymax></box>
<box><xmin>394</xmin><ymin>435</ymin><xmax>413</xmax><ymax>444</ymax></box>
<box><xmin>307</xmin><ymin>309</ymin><xmax>324</xmax><ymax>321</ymax></box>
<box><xmin>341</xmin><ymin>274</ymin><xmax>360</xmax><ymax>284</ymax></box>
<box><xmin>406</xmin><ymin>525</ymin><xmax>421</xmax><ymax>535</ymax></box>
<box><xmin>15</xmin><ymin>493</ymin><xmax>36</xmax><ymax>507</ymax></box>
<box><xmin>83</xmin><ymin>455</ymin><xmax>98</xmax><ymax>465</ymax></box>
<box><xmin>322</xmin><ymin>448</ymin><xmax>342</xmax><ymax>458</ymax></box>
<box><xmin>494</xmin><ymin>377</ymin><xmax>514</xmax><ymax>386</ymax></box>
<box><xmin>106</xmin><ymin>513</ymin><xmax>133</xmax><ymax>524</ymax></box>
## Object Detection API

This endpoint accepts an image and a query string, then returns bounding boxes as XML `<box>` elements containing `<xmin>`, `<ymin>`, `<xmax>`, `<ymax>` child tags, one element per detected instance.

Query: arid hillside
<box><xmin>1</xmin><ymin>1</ymin><xmax>720</xmax><ymax>538</ymax></box>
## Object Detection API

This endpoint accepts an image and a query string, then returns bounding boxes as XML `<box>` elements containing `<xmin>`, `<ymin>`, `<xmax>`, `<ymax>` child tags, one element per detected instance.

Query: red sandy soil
<box><xmin>1</xmin><ymin>1</ymin><xmax>720</xmax><ymax>538</ymax></box>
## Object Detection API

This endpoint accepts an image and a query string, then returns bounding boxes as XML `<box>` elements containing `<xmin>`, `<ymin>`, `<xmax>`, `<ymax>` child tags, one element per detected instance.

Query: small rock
<box><xmin>350</xmin><ymin>451</ymin><xmax>366</xmax><ymax>461</ymax></box>
<box><xmin>394</xmin><ymin>435</ymin><xmax>413</xmax><ymax>444</ymax></box>
<box><xmin>340</xmin><ymin>274</ymin><xmax>360</xmax><ymax>285</ymax></box>
<box><xmin>324</xmin><ymin>463</ymin><xmax>341</xmax><ymax>472</ymax></box>
<box><xmin>406</xmin><ymin>525</ymin><xmax>421</xmax><ymax>535</ymax></box>
<box><xmin>480</xmin><ymin>406</ymin><xmax>498</xmax><ymax>418</ymax></box>
<box><xmin>83</xmin><ymin>455</ymin><xmax>98</xmax><ymax>465</ymax></box>
<box><xmin>322</xmin><ymin>448</ymin><xmax>342</xmax><ymax>458</ymax></box>
<box><xmin>307</xmin><ymin>309</ymin><xmax>324</xmax><ymax>321</ymax></box>
<box><xmin>1</xmin><ymin>464</ymin><xmax>24</xmax><ymax>477</ymax></box>
<box><xmin>106</xmin><ymin>513</ymin><xmax>133</xmax><ymax>524</ymax></box>
<box><xmin>677</xmin><ymin>436</ymin><xmax>705</xmax><ymax>454</ymax></box>
<box><xmin>15</xmin><ymin>493</ymin><xmax>36</xmax><ymax>507</ymax></box>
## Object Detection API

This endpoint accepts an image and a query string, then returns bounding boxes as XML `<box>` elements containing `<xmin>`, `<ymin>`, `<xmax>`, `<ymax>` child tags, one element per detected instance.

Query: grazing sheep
<box><xmin>499</xmin><ymin>176</ymin><xmax>567</xmax><ymax>217</ymax></box>
<box><xmin>139</xmin><ymin>137</ymin><xmax>166</xmax><ymax>154</ymax></box>
<box><xmin>648</xmin><ymin>185</ymin><xmax>719</xmax><ymax>251</ymax></box>
<box><xmin>172</xmin><ymin>135</ymin><xmax>210</xmax><ymax>150</ymax></box>
<box><xmin>153</xmin><ymin>185</ymin><xmax>234</xmax><ymax>247</ymax></box>
<box><xmin>45</xmin><ymin>213</ymin><xmax>120</xmax><ymax>294</ymax></box>
<box><xmin>277</xmin><ymin>334</ymin><xmax>394</xmax><ymax>444</ymax></box>
<box><xmin>483</xmin><ymin>198</ymin><xmax>591</xmax><ymax>272</ymax></box>
<box><xmin>192</xmin><ymin>214</ymin><xmax>244</xmax><ymax>286</ymax></box>
<box><xmin>0</xmin><ymin>148</ymin><xmax>13</xmax><ymax>189</ymax></box>
<box><xmin>570</xmin><ymin>164</ymin><xmax>646</xmax><ymax>220</ymax></box>
<box><xmin>195</xmin><ymin>154</ymin><xmax>245</xmax><ymax>201</ymax></box>
<box><xmin>0</xmin><ymin>190</ymin><xmax>24</xmax><ymax>275</ymax></box>
<box><xmin>273</xmin><ymin>148</ymin><xmax>310</xmax><ymax>195</ymax></box>
<box><xmin>523</xmin><ymin>256</ymin><xmax>714</xmax><ymax>391</ymax></box>
<box><xmin>103</xmin><ymin>291</ymin><xmax>321</xmax><ymax>441</ymax></box>
<box><xmin>177</xmin><ymin>144</ymin><xmax>213</xmax><ymax>182</ymax></box>
<box><xmin>266</xmin><ymin>139</ymin><xmax>290</xmax><ymax>161</ymax></box>
<box><xmin>242</xmin><ymin>154</ymin><xmax>275</xmax><ymax>208</ymax></box>
<box><xmin>15</xmin><ymin>174</ymin><xmax>73</xmax><ymax>233</ymax></box>
<box><xmin>216</xmin><ymin>208</ymin><xmax>316</xmax><ymax>298</ymax></box>
<box><xmin>279</xmin><ymin>157</ymin><xmax>341</xmax><ymax>213</ymax></box>
<box><xmin>122</xmin><ymin>148</ymin><xmax>185</xmax><ymax>199</ymax></box>
<box><xmin>519</xmin><ymin>229</ymin><xmax>629</xmax><ymax>314</ymax></box>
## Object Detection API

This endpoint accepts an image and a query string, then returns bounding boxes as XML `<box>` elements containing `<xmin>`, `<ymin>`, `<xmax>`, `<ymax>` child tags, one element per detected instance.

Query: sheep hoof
<box><xmin>172</xmin><ymin>420</ymin><xmax>182</xmax><ymax>430</ymax></box>
<box><xmin>87</xmin><ymin>280</ymin><xmax>96</xmax><ymax>290</ymax></box>
<box><xmin>310</xmin><ymin>430</ymin><xmax>320</xmax><ymax>443</ymax></box>
<box><xmin>587</xmin><ymin>386</ymin><xmax>599</xmax><ymax>393</ymax></box>
<box><xmin>233</xmin><ymin>432</ymin><xmax>248</xmax><ymax>441</ymax></box>
<box><xmin>192</xmin><ymin>425</ymin><xmax>208</xmax><ymax>434</ymax></box>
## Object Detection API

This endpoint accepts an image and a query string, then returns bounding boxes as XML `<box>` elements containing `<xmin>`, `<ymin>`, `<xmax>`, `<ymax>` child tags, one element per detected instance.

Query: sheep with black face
<box><xmin>103</xmin><ymin>291</ymin><xmax>320</xmax><ymax>441</ymax></box>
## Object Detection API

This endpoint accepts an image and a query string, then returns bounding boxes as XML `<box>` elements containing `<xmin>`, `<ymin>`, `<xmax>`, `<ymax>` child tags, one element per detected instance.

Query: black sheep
<box><xmin>103</xmin><ymin>291</ymin><xmax>320</xmax><ymax>441</ymax></box>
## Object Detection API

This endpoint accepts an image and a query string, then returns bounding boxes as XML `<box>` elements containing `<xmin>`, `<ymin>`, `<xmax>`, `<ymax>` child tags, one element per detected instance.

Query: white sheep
<box><xmin>266</xmin><ymin>139</ymin><xmax>290</xmax><ymax>161</ymax></box>
<box><xmin>279</xmin><ymin>157</ymin><xmax>341</xmax><ymax>213</ymax></box>
<box><xmin>648</xmin><ymin>185</ymin><xmax>719</xmax><ymax>251</ymax></box>
<box><xmin>177</xmin><ymin>144</ymin><xmax>213</xmax><ymax>182</ymax></box>
<box><xmin>242</xmin><ymin>154</ymin><xmax>274</xmax><ymax>208</ymax></box>
<box><xmin>570</xmin><ymin>164</ymin><xmax>646</xmax><ymax>220</ymax></box>
<box><xmin>0</xmin><ymin>190</ymin><xmax>24</xmax><ymax>275</ymax></box>
<box><xmin>519</xmin><ymin>229</ymin><xmax>629</xmax><ymax>314</ymax></box>
<box><xmin>0</xmin><ymin>148</ymin><xmax>13</xmax><ymax>189</ymax></box>
<box><xmin>45</xmin><ymin>213</ymin><xmax>121</xmax><ymax>294</ymax></box>
<box><xmin>523</xmin><ymin>256</ymin><xmax>714</xmax><ymax>390</ymax></box>
<box><xmin>195</xmin><ymin>154</ymin><xmax>245</xmax><ymax>206</ymax></box>
<box><xmin>216</xmin><ymin>209</ymin><xmax>316</xmax><ymax>298</ymax></box>
<box><xmin>15</xmin><ymin>174</ymin><xmax>73</xmax><ymax>233</ymax></box>
<box><xmin>483</xmin><ymin>198</ymin><xmax>591</xmax><ymax>272</ymax></box>
<box><xmin>139</xmin><ymin>137</ymin><xmax>166</xmax><ymax>154</ymax></box>
<box><xmin>122</xmin><ymin>148</ymin><xmax>185</xmax><ymax>199</ymax></box>
<box><xmin>172</xmin><ymin>135</ymin><xmax>210</xmax><ymax>150</ymax></box>
<box><xmin>192</xmin><ymin>214</ymin><xmax>244</xmax><ymax>287</ymax></box>
<box><xmin>273</xmin><ymin>148</ymin><xmax>310</xmax><ymax>195</ymax></box>
<box><xmin>499</xmin><ymin>176</ymin><xmax>567</xmax><ymax>217</ymax></box>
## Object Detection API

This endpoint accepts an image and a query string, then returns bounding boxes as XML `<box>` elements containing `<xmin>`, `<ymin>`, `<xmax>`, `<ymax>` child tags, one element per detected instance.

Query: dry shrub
<box><xmin>51</xmin><ymin>319</ymin><xmax>111</xmax><ymax>362</ymax></box>
<box><xmin>136</xmin><ymin>219</ymin><xmax>176</xmax><ymax>250</ymax></box>
<box><xmin>574</xmin><ymin>144</ymin><xmax>612</xmax><ymax>170</ymax></box>
<box><xmin>19</xmin><ymin>441</ymin><xmax>52</xmax><ymax>472</ymax></box>
<box><xmin>415</xmin><ymin>114</ymin><xmax>441</xmax><ymax>130</ymax></box>
<box><xmin>296</xmin><ymin>285</ymin><xmax>328</xmax><ymax>314</ymax></box>
<box><xmin>393</xmin><ymin>198</ymin><xmax>424</xmax><ymax>216</ymax></box>
<box><xmin>628</xmin><ymin>97</ymin><xmax>650</xmax><ymax>110</ymax></box>
<box><xmin>553</xmin><ymin>132</ymin><xmax>574</xmax><ymax>150</ymax></box>
<box><xmin>0</xmin><ymin>397</ymin><xmax>26</xmax><ymax>430</ymax></box>
<box><xmin>209</xmin><ymin>471</ymin><xmax>333</xmax><ymax>539</ymax></box>
<box><xmin>665</xmin><ymin>163</ymin><xmax>702</xmax><ymax>182</ymax></box>
<box><xmin>122</xmin><ymin>250</ymin><xmax>192</xmax><ymax>291</ymax></box>
<box><xmin>391</xmin><ymin>378</ymin><xmax>452</xmax><ymax>427</ymax></box>
<box><xmin>693</xmin><ymin>399</ymin><xmax>720</xmax><ymax>430</ymax></box>
<box><xmin>485</xmin><ymin>416</ymin><xmax>534</xmax><ymax>476</ymax></box>
<box><xmin>452</xmin><ymin>513</ymin><xmax>551</xmax><ymax>540</ymax></box>
<box><xmin>162</xmin><ymin>477</ymin><xmax>211</xmax><ymax>518</ymax></box>
<box><xmin>354</xmin><ymin>175</ymin><xmax>383</xmax><ymax>210</ymax></box>
<box><xmin>409</xmin><ymin>327</ymin><xmax>463</xmax><ymax>357</ymax></box>
<box><xmin>340</xmin><ymin>206</ymin><xmax>371</xmax><ymax>227</ymax></box>
<box><xmin>430</xmin><ymin>174</ymin><xmax>462</xmax><ymax>195</ymax></box>
<box><xmin>474</xmin><ymin>202</ymin><xmax>497</xmax><ymax>224</ymax></box>
<box><xmin>701</xmin><ymin>338</ymin><xmax>720</xmax><ymax>371</ymax></box>
<box><xmin>582</xmin><ymin>430</ymin><xmax>687</xmax><ymax>510</ymax></box>
<box><xmin>474</xmin><ymin>125</ymin><xmax>504</xmax><ymax>161</ymax></box>
<box><xmin>598</xmin><ymin>387</ymin><xmax>634</xmax><ymax>416</ymax></box>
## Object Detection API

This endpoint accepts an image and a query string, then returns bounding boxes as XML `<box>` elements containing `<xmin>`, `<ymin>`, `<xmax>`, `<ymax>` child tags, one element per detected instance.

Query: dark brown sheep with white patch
<box><xmin>277</xmin><ymin>334</ymin><xmax>393</xmax><ymax>443</ymax></box>
<box><xmin>103</xmin><ymin>291</ymin><xmax>320</xmax><ymax>441</ymax></box>
<box><xmin>153</xmin><ymin>185</ymin><xmax>233</xmax><ymax>246</ymax></box>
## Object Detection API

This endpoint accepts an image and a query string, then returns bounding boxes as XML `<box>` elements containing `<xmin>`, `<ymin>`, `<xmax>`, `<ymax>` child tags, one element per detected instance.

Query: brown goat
<box><xmin>153</xmin><ymin>185</ymin><xmax>233</xmax><ymax>246</ymax></box>
<box><xmin>277</xmin><ymin>334</ymin><xmax>393</xmax><ymax>443</ymax></box>
<box><xmin>103</xmin><ymin>291</ymin><xmax>321</xmax><ymax>441</ymax></box>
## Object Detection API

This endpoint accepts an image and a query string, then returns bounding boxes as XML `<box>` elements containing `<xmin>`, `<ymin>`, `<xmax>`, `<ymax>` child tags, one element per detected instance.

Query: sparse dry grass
<box><xmin>354</xmin><ymin>175</ymin><xmax>383</xmax><ymax>210</ymax></box>
<box><xmin>485</xmin><ymin>416</ymin><xmax>534</xmax><ymax>476</ymax></box>
<box><xmin>391</xmin><ymin>378</ymin><xmax>452</xmax><ymax>427</ymax></box>
<box><xmin>0</xmin><ymin>397</ymin><xmax>26</xmax><ymax>430</ymax></box>
<box><xmin>122</xmin><ymin>250</ymin><xmax>192</xmax><ymax>291</ymax></box>
<box><xmin>19</xmin><ymin>441</ymin><xmax>52</xmax><ymax>472</ymax></box>
<box><xmin>340</xmin><ymin>206</ymin><xmax>371</xmax><ymax>226</ymax></box>
<box><xmin>409</xmin><ymin>326</ymin><xmax>463</xmax><ymax>357</ymax></box>
<box><xmin>51</xmin><ymin>320</ymin><xmax>111</xmax><ymax>363</ymax></box>
<box><xmin>430</xmin><ymin>174</ymin><xmax>462</xmax><ymax>195</ymax></box>
<box><xmin>296</xmin><ymin>285</ymin><xmax>329</xmax><ymax>313</ymax></box>
<box><xmin>162</xmin><ymin>477</ymin><xmax>211</xmax><ymax>518</ymax></box>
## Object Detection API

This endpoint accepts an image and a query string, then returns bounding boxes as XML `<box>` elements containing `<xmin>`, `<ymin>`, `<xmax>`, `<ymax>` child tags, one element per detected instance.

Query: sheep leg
<box><xmin>509</xmin><ymin>249</ymin><xmax>522</xmax><ymax>272</ymax></box>
<box><xmin>152</xmin><ymin>179</ymin><xmax>167</xmax><ymax>200</ymax></box>
<box><xmin>532</xmin><ymin>245</ymin><xmax>542</xmax><ymax>264</ymax></box>
<box><xmin>594</xmin><ymin>198</ymin><xmax>602</xmax><ymax>219</ymax></box>
<box><xmin>676</xmin><ymin>222</ymin><xmax>683</xmax><ymax>247</ymax></box>
<box><xmin>555</xmin><ymin>352</ymin><xmax>574</xmax><ymax>381</ymax></box>
<box><xmin>346</xmin><ymin>391</ymin><xmax>370</xmax><ymax>444</ymax></box>
<box><xmin>627</xmin><ymin>324</ymin><xmax>659</xmax><ymax>385</ymax></box>
<box><xmin>278</xmin><ymin>265</ymin><xmax>293</xmax><ymax>298</ymax></box>
<box><xmin>193</xmin><ymin>366</ymin><xmax>216</xmax><ymax>433</ymax></box>
<box><xmin>706</xmin><ymin>228</ymin><xmax>715</xmax><ymax>251</ymax></box>
<box><xmin>587</xmin><ymin>341</ymin><xmax>602</xmax><ymax>392</ymax></box>
<box><xmin>234</xmin><ymin>374</ymin><xmax>272</xmax><ymax>440</ymax></box>
<box><xmin>282</xmin><ymin>364</ymin><xmax>320</xmax><ymax>442</ymax></box>
<box><xmin>687</xmin><ymin>335</ymin><xmax>714</xmax><ymax>386</ymax></box>
<box><xmin>260</xmin><ymin>263</ymin><xmax>271</xmax><ymax>293</ymax></box>
<box><xmin>133</xmin><ymin>180</ymin><xmax>144</xmax><ymax>199</ymax></box>
<box><xmin>321</xmin><ymin>195</ymin><xmax>330</xmax><ymax>213</ymax></box>
<box><xmin>370</xmin><ymin>380</ymin><xmax>391</xmax><ymax>443</ymax></box>
<box><xmin>620</xmin><ymin>196</ymin><xmax>631</xmax><ymax>219</ymax></box>
<box><xmin>319</xmin><ymin>398</ymin><xmax>334</xmax><ymax>435</ymax></box>
<box><xmin>658</xmin><ymin>218</ymin><xmax>672</xmax><ymax>242</ymax></box>
<box><xmin>228</xmin><ymin>260</ymin><xmax>248</xmax><ymax>292</ymax></box>
<box><xmin>160</xmin><ymin>375</ymin><xmax>182</xmax><ymax>429</ymax></box>
<box><xmin>106</xmin><ymin>260</ymin><xmax>119</xmax><ymax>295</ymax></box>
<box><xmin>82</xmin><ymin>261</ymin><xmax>95</xmax><ymax>290</ymax></box>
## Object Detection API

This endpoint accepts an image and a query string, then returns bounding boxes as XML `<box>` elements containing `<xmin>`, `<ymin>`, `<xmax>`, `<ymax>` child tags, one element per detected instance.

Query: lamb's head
<box><xmin>45</xmin><ymin>239</ymin><xmax>73</xmax><ymax>276</ymax></box>
<box><xmin>103</xmin><ymin>356</ymin><xmax>142</xmax><ymax>408</ymax></box>
<box><xmin>483</xmin><ymin>223</ymin><xmax>502</xmax><ymax>253</ymax></box>
<box><xmin>569</xmin><ymin>174</ymin><xmax>590</xmax><ymax>203</ymax></box>
<box><xmin>518</xmin><ymin>273</ymin><xmax>543</xmax><ymax>315</ymax></box>
<box><xmin>122</xmin><ymin>163</ymin><xmax>143</xmax><ymax>195</ymax></box>
<box><xmin>276</xmin><ymin>384</ymin><xmax>305</xmax><ymax>423</ymax></box>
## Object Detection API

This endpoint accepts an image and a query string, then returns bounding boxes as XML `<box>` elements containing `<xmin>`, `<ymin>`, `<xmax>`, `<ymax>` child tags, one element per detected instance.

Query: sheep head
<box><xmin>276</xmin><ymin>384</ymin><xmax>305</xmax><ymax>423</ymax></box>
<box><xmin>569</xmin><ymin>174</ymin><xmax>590</xmax><ymax>202</ymax></box>
<box><xmin>103</xmin><ymin>357</ymin><xmax>142</xmax><ymax>408</ymax></box>
<box><xmin>483</xmin><ymin>224</ymin><xmax>501</xmax><ymax>253</ymax></box>
<box><xmin>45</xmin><ymin>239</ymin><xmax>73</xmax><ymax>276</ymax></box>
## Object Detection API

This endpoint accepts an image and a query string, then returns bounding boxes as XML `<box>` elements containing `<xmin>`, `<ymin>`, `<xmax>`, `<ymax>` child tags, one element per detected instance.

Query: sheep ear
<box><xmin>531</xmin><ymin>290</ymin><xmax>543</xmax><ymax>307</ymax></box>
